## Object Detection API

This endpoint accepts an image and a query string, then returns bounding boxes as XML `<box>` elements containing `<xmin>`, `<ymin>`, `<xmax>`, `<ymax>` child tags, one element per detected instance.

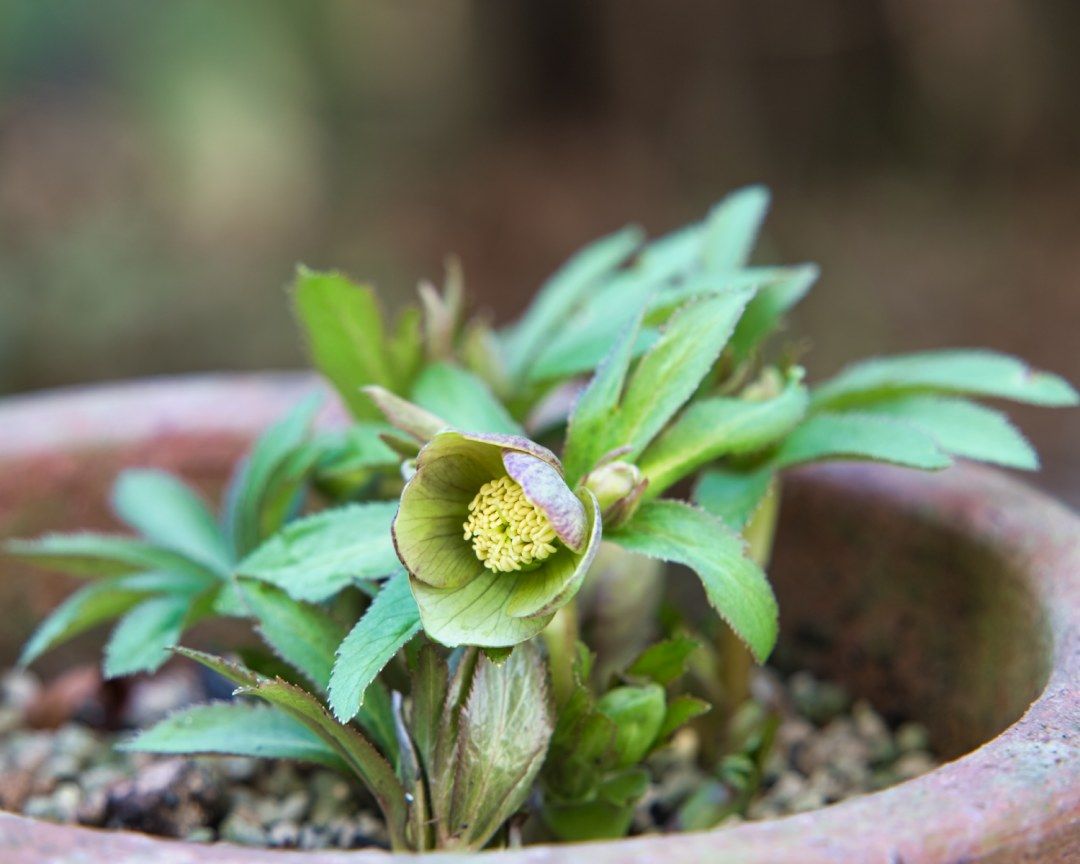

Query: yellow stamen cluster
<box><xmin>463</xmin><ymin>475</ymin><xmax>558</xmax><ymax>573</ymax></box>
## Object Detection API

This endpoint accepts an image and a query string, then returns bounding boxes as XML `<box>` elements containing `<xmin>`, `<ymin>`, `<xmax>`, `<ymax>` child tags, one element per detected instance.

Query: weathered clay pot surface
<box><xmin>0</xmin><ymin>374</ymin><xmax>1076</xmax><ymax>864</ymax></box>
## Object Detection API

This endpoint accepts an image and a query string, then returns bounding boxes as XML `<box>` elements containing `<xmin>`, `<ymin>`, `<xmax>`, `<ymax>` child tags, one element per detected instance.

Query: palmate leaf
<box><xmin>112</xmin><ymin>469</ymin><xmax>232</xmax><ymax>574</ymax></box>
<box><xmin>103</xmin><ymin>594</ymin><xmax>201</xmax><ymax>679</ymax></box>
<box><xmin>774</xmin><ymin>412</ymin><xmax>951</xmax><ymax>470</ymax></box>
<box><xmin>328</xmin><ymin>570</ymin><xmax>421</xmax><ymax>722</ymax></box>
<box><xmin>292</xmin><ymin>267</ymin><xmax>421</xmax><ymax>419</ymax></box>
<box><xmin>610</xmin><ymin>501</ymin><xmax>778</xmax><ymax>663</ymax></box>
<box><xmin>856</xmin><ymin>395</ymin><xmax>1039</xmax><ymax>470</ymax></box>
<box><xmin>502</xmin><ymin>226</ymin><xmax>644</xmax><ymax>384</ymax></box>
<box><xmin>410</xmin><ymin>362</ymin><xmax>523</xmax><ymax>436</ymax></box>
<box><xmin>223</xmin><ymin>394</ymin><xmax>322</xmax><ymax>559</ymax></box>
<box><xmin>237</xmin><ymin>502</ymin><xmax>399</xmax><ymax>602</ymax></box>
<box><xmin>637</xmin><ymin>369</ymin><xmax>808</xmax><ymax>496</ymax></box>
<box><xmin>236</xmin><ymin>579</ymin><xmax>345</xmax><ymax>691</ymax></box>
<box><xmin>123</xmin><ymin>702</ymin><xmax>349</xmax><ymax>773</ymax></box>
<box><xmin>811</xmin><ymin>349</ymin><xmax>1079</xmax><ymax>410</ymax></box>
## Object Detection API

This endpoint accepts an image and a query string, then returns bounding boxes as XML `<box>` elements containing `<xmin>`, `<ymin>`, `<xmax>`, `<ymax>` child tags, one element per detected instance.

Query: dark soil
<box><xmin>0</xmin><ymin>664</ymin><xmax>937</xmax><ymax>849</ymax></box>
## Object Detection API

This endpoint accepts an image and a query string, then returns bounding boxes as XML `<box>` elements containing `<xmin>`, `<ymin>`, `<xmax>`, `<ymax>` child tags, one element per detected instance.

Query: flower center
<box><xmin>463</xmin><ymin>475</ymin><xmax>558</xmax><ymax>573</ymax></box>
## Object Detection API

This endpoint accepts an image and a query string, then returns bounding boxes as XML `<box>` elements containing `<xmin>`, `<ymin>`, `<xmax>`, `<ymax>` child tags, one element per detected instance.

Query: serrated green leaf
<box><xmin>562</xmin><ymin>303</ymin><xmax>650</xmax><ymax>483</ymax></box>
<box><xmin>701</xmin><ymin>185</ymin><xmax>770</xmax><ymax>272</ymax></box>
<box><xmin>112</xmin><ymin>469</ymin><xmax>232</xmax><ymax>574</ymax></box>
<box><xmin>6</xmin><ymin>533</ymin><xmax>215</xmax><ymax>580</ymax></box>
<box><xmin>856</xmin><ymin>395</ymin><xmax>1039</xmax><ymax>470</ymax></box>
<box><xmin>525</xmin><ymin>275</ymin><xmax>658</xmax><ymax>384</ymax></box>
<box><xmin>638</xmin><ymin>370</ymin><xmax>807</xmax><ymax>495</ymax></box>
<box><xmin>642</xmin><ymin>266</ymin><xmax>788</xmax><ymax>323</ymax></box>
<box><xmin>236</xmin><ymin>677</ymin><xmax>408</xmax><ymax>848</ymax></box>
<box><xmin>692</xmin><ymin>466</ymin><xmax>775</xmax><ymax>531</ymax></box>
<box><xmin>503</xmin><ymin>226</ymin><xmax>643</xmax><ymax>383</ymax></box>
<box><xmin>292</xmin><ymin>267</ymin><xmax>413</xmax><ymax>419</ymax></box>
<box><xmin>223</xmin><ymin>394</ymin><xmax>321</xmax><ymax>559</ymax></box>
<box><xmin>656</xmin><ymin>694</ymin><xmax>711</xmax><ymax>742</ymax></box>
<box><xmin>19</xmin><ymin>579</ymin><xmax>148</xmax><ymax>667</ymax></box>
<box><xmin>728</xmin><ymin>264</ymin><xmax>818</xmax><ymax>360</ymax></box>
<box><xmin>634</xmin><ymin>222</ymin><xmax>704</xmax><ymax>283</ymax></box>
<box><xmin>173</xmin><ymin>646</ymin><xmax>261</xmax><ymax>689</ymax></box>
<box><xmin>410</xmin><ymin>362</ymin><xmax>523</xmax><ymax>435</ymax></box>
<box><xmin>811</xmin><ymin>349</ymin><xmax>1079</xmax><ymax>410</ymax></box>
<box><xmin>236</xmin><ymin>579</ymin><xmax>345</xmax><ymax>691</ymax></box>
<box><xmin>441</xmin><ymin>642</ymin><xmax>554</xmax><ymax>850</ymax></box>
<box><xmin>625</xmin><ymin>636</ymin><xmax>699</xmax><ymax>686</ymax></box>
<box><xmin>604</xmin><ymin>291</ymin><xmax>755</xmax><ymax>463</ymax></box>
<box><xmin>122</xmin><ymin>702</ymin><xmax>349</xmax><ymax>773</ymax></box>
<box><xmin>328</xmin><ymin>570</ymin><xmax>421</xmax><ymax>721</ymax></box>
<box><xmin>774</xmin><ymin>412</ymin><xmax>952</xmax><ymax>470</ymax></box>
<box><xmin>610</xmin><ymin>500</ymin><xmax>778</xmax><ymax>663</ymax></box>
<box><xmin>237</xmin><ymin>502</ymin><xmax>399</xmax><ymax>603</ymax></box>
<box><xmin>103</xmin><ymin>594</ymin><xmax>195</xmax><ymax>679</ymax></box>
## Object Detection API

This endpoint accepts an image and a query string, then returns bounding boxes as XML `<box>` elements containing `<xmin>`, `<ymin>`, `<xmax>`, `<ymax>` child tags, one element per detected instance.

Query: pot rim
<box><xmin>0</xmin><ymin>374</ymin><xmax>1076</xmax><ymax>864</ymax></box>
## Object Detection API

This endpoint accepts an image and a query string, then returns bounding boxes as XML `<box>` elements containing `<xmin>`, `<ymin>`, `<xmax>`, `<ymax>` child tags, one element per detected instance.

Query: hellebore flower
<box><xmin>393</xmin><ymin>430</ymin><xmax>601</xmax><ymax>647</ymax></box>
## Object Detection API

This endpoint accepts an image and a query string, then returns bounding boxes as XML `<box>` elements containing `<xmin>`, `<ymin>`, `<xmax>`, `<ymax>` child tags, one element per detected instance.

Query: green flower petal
<box><xmin>506</xmin><ymin>489</ymin><xmax>601</xmax><ymax>619</ymax></box>
<box><xmin>410</xmin><ymin>568</ymin><xmax>552</xmax><ymax>647</ymax></box>
<box><xmin>394</xmin><ymin>431</ymin><xmax>604</xmax><ymax>647</ymax></box>
<box><xmin>393</xmin><ymin>432</ymin><xmax>503</xmax><ymax>589</ymax></box>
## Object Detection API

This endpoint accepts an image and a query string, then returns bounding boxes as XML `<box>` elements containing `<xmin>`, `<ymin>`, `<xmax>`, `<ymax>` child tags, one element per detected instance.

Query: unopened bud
<box><xmin>584</xmin><ymin>461</ymin><xmax>647</xmax><ymax>527</ymax></box>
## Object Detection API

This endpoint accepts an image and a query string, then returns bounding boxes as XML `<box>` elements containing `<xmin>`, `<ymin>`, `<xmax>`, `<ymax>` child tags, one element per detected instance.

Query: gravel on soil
<box><xmin>0</xmin><ymin>665</ymin><xmax>938</xmax><ymax>848</ymax></box>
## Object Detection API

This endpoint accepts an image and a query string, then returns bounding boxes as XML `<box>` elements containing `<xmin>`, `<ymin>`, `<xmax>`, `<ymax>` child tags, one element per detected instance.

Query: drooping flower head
<box><xmin>393</xmin><ymin>431</ymin><xmax>601</xmax><ymax>647</ymax></box>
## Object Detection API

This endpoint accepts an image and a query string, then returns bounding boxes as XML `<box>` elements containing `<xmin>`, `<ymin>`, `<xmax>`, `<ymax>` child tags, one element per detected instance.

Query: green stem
<box><xmin>719</xmin><ymin>479</ymin><xmax>780</xmax><ymax>713</ymax></box>
<box><xmin>542</xmin><ymin>601</ymin><xmax>579</xmax><ymax>707</ymax></box>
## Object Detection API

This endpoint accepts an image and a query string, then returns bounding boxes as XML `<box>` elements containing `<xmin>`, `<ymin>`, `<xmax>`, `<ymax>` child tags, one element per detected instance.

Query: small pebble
<box><xmin>1</xmin><ymin>664</ymin><xmax>938</xmax><ymax>847</ymax></box>
<box><xmin>267</xmin><ymin>819</ymin><xmax>302</xmax><ymax>847</ymax></box>
<box><xmin>220</xmin><ymin>808</ymin><xmax>269</xmax><ymax>846</ymax></box>
<box><xmin>896</xmin><ymin>722</ymin><xmax>931</xmax><ymax>753</ymax></box>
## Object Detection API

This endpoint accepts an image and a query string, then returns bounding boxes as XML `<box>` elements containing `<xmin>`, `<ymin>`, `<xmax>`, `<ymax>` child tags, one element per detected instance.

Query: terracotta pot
<box><xmin>0</xmin><ymin>374</ymin><xmax>1076</xmax><ymax>863</ymax></box>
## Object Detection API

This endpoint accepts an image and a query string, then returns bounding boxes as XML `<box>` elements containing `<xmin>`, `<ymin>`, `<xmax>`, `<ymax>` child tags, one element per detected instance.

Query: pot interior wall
<box><xmin>769</xmin><ymin>470</ymin><xmax>1049</xmax><ymax>759</ymax></box>
<box><xmin>0</xmin><ymin>430</ymin><xmax>1050</xmax><ymax>762</ymax></box>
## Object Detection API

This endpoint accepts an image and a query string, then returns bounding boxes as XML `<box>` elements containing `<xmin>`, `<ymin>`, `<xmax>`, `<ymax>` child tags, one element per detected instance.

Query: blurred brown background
<box><xmin>0</xmin><ymin>0</ymin><xmax>1076</xmax><ymax>504</ymax></box>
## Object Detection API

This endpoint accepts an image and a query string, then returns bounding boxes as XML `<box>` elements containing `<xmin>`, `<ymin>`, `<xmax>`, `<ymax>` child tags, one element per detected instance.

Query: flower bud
<box><xmin>584</xmin><ymin>461</ymin><xmax>647</xmax><ymax>528</ymax></box>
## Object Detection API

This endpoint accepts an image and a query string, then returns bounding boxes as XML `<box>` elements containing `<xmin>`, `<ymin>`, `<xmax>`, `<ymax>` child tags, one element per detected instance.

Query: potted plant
<box><xmin>0</xmin><ymin>188</ymin><xmax>1076</xmax><ymax>862</ymax></box>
